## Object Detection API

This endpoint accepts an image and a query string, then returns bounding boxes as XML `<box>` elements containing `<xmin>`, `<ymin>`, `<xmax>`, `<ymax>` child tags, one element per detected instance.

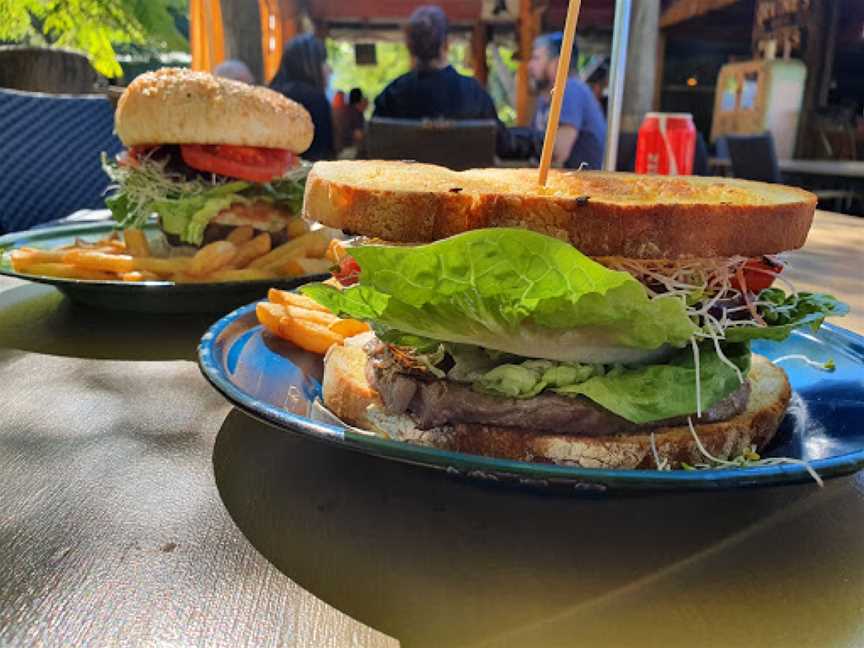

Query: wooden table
<box><xmin>778</xmin><ymin>159</ymin><xmax>864</xmax><ymax>179</ymax></box>
<box><xmin>1</xmin><ymin>211</ymin><xmax>862</xmax><ymax>647</ymax></box>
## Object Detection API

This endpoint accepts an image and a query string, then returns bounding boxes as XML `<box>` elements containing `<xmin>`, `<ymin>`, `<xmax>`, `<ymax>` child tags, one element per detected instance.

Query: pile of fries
<box><xmin>8</xmin><ymin>217</ymin><xmax>334</xmax><ymax>283</ymax></box>
<box><xmin>257</xmin><ymin>288</ymin><xmax>369</xmax><ymax>355</ymax></box>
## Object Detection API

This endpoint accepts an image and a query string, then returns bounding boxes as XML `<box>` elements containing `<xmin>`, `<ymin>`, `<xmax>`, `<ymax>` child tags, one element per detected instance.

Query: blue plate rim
<box><xmin>198</xmin><ymin>301</ymin><xmax>864</xmax><ymax>489</ymax></box>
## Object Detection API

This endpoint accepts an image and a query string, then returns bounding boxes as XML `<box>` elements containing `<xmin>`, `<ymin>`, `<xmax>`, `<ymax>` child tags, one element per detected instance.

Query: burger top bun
<box><xmin>115</xmin><ymin>68</ymin><xmax>314</xmax><ymax>154</ymax></box>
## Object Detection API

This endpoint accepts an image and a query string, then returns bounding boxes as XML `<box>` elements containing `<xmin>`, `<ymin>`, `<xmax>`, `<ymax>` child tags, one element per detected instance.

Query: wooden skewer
<box><xmin>537</xmin><ymin>0</ymin><xmax>583</xmax><ymax>187</ymax></box>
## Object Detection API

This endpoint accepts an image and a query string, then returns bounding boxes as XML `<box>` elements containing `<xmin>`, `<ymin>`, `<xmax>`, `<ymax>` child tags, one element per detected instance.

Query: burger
<box><xmin>103</xmin><ymin>67</ymin><xmax>313</xmax><ymax>249</ymax></box>
<box><xmin>298</xmin><ymin>160</ymin><xmax>847</xmax><ymax>470</ymax></box>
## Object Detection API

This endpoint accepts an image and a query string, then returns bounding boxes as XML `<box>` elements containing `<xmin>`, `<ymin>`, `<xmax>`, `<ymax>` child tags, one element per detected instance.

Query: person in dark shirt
<box><xmin>373</xmin><ymin>5</ymin><xmax>515</xmax><ymax>157</ymax></box>
<box><xmin>269</xmin><ymin>34</ymin><xmax>335</xmax><ymax>161</ymax></box>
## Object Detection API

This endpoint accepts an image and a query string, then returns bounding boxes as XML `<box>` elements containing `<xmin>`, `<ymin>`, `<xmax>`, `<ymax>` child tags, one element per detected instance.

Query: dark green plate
<box><xmin>0</xmin><ymin>221</ymin><xmax>325</xmax><ymax>314</ymax></box>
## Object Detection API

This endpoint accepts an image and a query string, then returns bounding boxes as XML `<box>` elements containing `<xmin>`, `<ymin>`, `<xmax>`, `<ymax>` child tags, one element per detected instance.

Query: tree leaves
<box><xmin>0</xmin><ymin>0</ymin><xmax>186</xmax><ymax>79</ymax></box>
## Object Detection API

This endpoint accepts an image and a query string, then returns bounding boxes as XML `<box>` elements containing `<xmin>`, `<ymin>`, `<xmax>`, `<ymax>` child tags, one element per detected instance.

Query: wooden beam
<box><xmin>515</xmin><ymin>0</ymin><xmax>540</xmax><ymax>126</ymax></box>
<box><xmin>471</xmin><ymin>22</ymin><xmax>489</xmax><ymax>86</ymax></box>
<box><xmin>308</xmin><ymin>0</ymin><xmax>482</xmax><ymax>23</ymax></box>
<box><xmin>659</xmin><ymin>0</ymin><xmax>740</xmax><ymax>29</ymax></box>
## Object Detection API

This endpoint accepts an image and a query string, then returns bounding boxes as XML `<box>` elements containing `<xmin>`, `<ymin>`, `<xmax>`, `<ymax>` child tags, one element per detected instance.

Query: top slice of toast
<box><xmin>303</xmin><ymin>160</ymin><xmax>817</xmax><ymax>258</ymax></box>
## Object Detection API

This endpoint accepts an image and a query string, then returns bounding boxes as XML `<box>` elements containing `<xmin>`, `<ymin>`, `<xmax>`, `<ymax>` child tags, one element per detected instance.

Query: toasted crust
<box><xmin>116</xmin><ymin>68</ymin><xmax>313</xmax><ymax>153</ymax></box>
<box><xmin>303</xmin><ymin>160</ymin><xmax>816</xmax><ymax>258</ymax></box>
<box><xmin>321</xmin><ymin>346</ymin><xmax>791</xmax><ymax>469</ymax></box>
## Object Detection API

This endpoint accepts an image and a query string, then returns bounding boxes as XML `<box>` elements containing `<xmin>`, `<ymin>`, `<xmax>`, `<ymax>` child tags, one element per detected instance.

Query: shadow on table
<box><xmin>212</xmin><ymin>408</ymin><xmax>856</xmax><ymax>648</ymax></box>
<box><xmin>0</xmin><ymin>284</ymin><xmax>217</xmax><ymax>361</ymax></box>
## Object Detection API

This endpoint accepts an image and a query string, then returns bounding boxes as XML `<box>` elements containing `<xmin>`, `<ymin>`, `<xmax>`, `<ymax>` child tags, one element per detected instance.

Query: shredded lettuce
<box><xmin>102</xmin><ymin>154</ymin><xmax>307</xmax><ymax>245</ymax></box>
<box><xmin>302</xmin><ymin>228</ymin><xmax>698</xmax><ymax>363</ymax></box>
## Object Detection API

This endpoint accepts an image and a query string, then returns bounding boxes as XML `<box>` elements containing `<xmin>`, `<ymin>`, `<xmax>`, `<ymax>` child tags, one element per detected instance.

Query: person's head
<box><xmin>348</xmin><ymin>87</ymin><xmax>366</xmax><ymax>108</ymax></box>
<box><xmin>333</xmin><ymin>90</ymin><xmax>346</xmax><ymax>108</ymax></box>
<box><xmin>528</xmin><ymin>32</ymin><xmax>580</xmax><ymax>92</ymax></box>
<box><xmin>213</xmin><ymin>59</ymin><xmax>255</xmax><ymax>84</ymax></box>
<box><xmin>271</xmin><ymin>33</ymin><xmax>330</xmax><ymax>90</ymax></box>
<box><xmin>406</xmin><ymin>5</ymin><xmax>449</xmax><ymax>69</ymax></box>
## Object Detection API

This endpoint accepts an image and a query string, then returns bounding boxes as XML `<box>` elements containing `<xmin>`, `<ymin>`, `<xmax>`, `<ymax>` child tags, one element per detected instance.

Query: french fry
<box><xmin>282</xmin><ymin>257</ymin><xmax>333</xmax><ymax>277</ymax></box>
<box><xmin>231</xmin><ymin>232</ymin><xmax>271</xmax><ymax>269</ymax></box>
<box><xmin>256</xmin><ymin>302</ymin><xmax>286</xmax><ymax>336</ymax></box>
<box><xmin>325</xmin><ymin>239</ymin><xmax>349</xmax><ymax>263</ymax></box>
<box><xmin>208</xmin><ymin>268</ymin><xmax>278</xmax><ymax>282</ymax></box>
<box><xmin>226</xmin><ymin>226</ymin><xmax>255</xmax><ymax>245</ymax></box>
<box><xmin>121</xmin><ymin>270</ymin><xmax>161</xmax><ymax>282</ymax></box>
<box><xmin>132</xmin><ymin>256</ymin><xmax>193</xmax><ymax>276</ymax></box>
<box><xmin>329</xmin><ymin>318</ymin><xmax>370</xmax><ymax>337</ymax></box>
<box><xmin>286</xmin><ymin>216</ymin><xmax>309</xmax><ymax>238</ymax></box>
<box><xmin>283</xmin><ymin>304</ymin><xmax>338</xmax><ymax>327</ymax></box>
<box><xmin>9</xmin><ymin>248</ymin><xmax>66</xmax><ymax>270</ymax></box>
<box><xmin>19</xmin><ymin>262</ymin><xmax>115</xmax><ymax>280</ymax></box>
<box><xmin>188</xmin><ymin>241</ymin><xmax>238</xmax><ymax>276</ymax></box>
<box><xmin>123</xmin><ymin>228</ymin><xmax>151</xmax><ymax>257</ymax></box>
<box><xmin>267</xmin><ymin>288</ymin><xmax>332</xmax><ymax>313</ymax></box>
<box><xmin>62</xmin><ymin>250</ymin><xmax>135</xmax><ymax>273</ymax></box>
<box><xmin>278</xmin><ymin>316</ymin><xmax>344</xmax><ymax>355</ymax></box>
<box><xmin>249</xmin><ymin>231</ymin><xmax>329</xmax><ymax>270</ymax></box>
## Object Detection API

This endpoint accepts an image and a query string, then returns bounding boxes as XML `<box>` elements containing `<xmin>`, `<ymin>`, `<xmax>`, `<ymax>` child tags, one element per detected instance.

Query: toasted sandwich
<box><xmin>300</xmin><ymin>161</ymin><xmax>847</xmax><ymax>469</ymax></box>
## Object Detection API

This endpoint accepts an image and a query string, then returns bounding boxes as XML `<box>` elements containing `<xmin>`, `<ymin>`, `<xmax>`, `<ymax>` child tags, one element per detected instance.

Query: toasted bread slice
<box><xmin>321</xmin><ymin>345</ymin><xmax>791</xmax><ymax>470</ymax></box>
<box><xmin>303</xmin><ymin>160</ymin><xmax>816</xmax><ymax>259</ymax></box>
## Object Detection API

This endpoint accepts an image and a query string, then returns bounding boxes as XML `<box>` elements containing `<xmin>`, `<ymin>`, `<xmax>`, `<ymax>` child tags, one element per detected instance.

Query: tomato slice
<box><xmin>180</xmin><ymin>144</ymin><xmax>297</xmax><ymax>183</ymax></box>
<box><xmin>333</xmin><ymin>255</ymin><xmax>361</xmax><ymax>286</ymax></box>
<box><xmin>731</xmin><ymin>258</ymin><xmax>782</xmax><ymax>294</ymax></box>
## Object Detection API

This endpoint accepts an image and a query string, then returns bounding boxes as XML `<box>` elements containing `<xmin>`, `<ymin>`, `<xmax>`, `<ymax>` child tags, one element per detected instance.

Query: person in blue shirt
<box><xmin>374</xmin><ymin>5</ymin><xmax>517</xmax><ymax>158</ymax></box>
<box><xmin>528</xmin><ymin>32</ymin><xmax>607</xmax><ymax>170</ymax></box>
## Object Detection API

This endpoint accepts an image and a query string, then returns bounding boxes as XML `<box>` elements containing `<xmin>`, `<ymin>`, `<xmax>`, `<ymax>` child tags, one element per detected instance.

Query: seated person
<box><xmin>373</xmin><ymin>5</ymin><xmax>514</xmax><ymax>157</ymax></box>
<box><xmin>336</xmin><ymin>88</ymin><xmax>368</xmax><ymax>152</ymax></box>
<box><xmin>269</xmin><ymin>34</ymin><xmax>335</xmax><ymax>161</ymax></box>
<box><xmin>528</xmin><ymin>32</ymin><xmax>607</xmax><ymax>169</ymax></box>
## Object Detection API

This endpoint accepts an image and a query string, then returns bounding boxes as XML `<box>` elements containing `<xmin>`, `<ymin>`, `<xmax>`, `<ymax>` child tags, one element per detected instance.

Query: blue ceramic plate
<box><xmin>0</xmin><ymin>221</ymin><xmax>325</xmax><ymax>314</ymax></box>
<box><xmin>198</xmin><ymin>302</ymin><xmax>864</xmax><ymax>492</ymax></box>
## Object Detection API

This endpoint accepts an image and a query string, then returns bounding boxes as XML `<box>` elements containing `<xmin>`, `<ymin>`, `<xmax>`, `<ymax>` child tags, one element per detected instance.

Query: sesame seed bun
<box><xmin>115</xmin><ymin>68</ymin><xmax>314</xmax><ymax>154</ymax></box>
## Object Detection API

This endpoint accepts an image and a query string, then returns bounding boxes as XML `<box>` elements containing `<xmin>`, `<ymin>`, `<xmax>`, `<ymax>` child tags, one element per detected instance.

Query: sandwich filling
<box><xmin>102</xmin><ymin>144</ymin><xmax>308</xmax><ymax>246</ymax></box>
<box><xmin>303</xmin><ymin>228</ymin><xmax>845</xmax><ymax>428</ymax></box>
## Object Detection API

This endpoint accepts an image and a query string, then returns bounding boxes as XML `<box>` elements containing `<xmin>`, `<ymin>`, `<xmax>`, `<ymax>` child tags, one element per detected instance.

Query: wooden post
<box><xmin>221</xmin><ymin>0</ymin><xmax>264</xmax><ymax>82</ymax></box>
<box><xmin>515</xmin><ymin>0</ymin><xmax>540</xmax><ymax>126</ymax></box>
<box><xmin>471</xmin><ymin>22</ymin><xmax>489</xmax><ymax>86</ymax></box>
<box><xmin>794</xmin><ymin>0</ymin><xmax>837</xmax><ymax>157</ymax></box>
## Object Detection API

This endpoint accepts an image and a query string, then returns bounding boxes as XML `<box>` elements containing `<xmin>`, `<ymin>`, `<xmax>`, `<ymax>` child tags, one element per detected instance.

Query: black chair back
<box><xmin>365</xmin><ymin>117</ymin><xmax>497</xmax><ymax>170</ymax></box>
<box><xmin>725</xmin><ymin>133</ymin><xmax>781</xmax><ymax>183</ymax></box>
<box><xmin>0</xmin><ymin>88</ymin><xmax>122</xmax><ymax>233</ymax></box>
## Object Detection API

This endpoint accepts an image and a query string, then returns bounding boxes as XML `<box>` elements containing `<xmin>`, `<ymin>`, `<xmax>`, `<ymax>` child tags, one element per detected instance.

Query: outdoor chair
<box><xmin>365</xmin><ymin>117</ymin><xmax>497</xmax><ymax>171</ymax></box>
<box><xmin>0</xmin><ymin>88</ymin><xmax>123</xmax><ymax>234</ymax></box>
<box><xmin>724</xmin><ymin>133</ymin><xmax>781</xmax><ymax>183</ymax></box>
<box><xmin>727</xmin><ymin>131</ymin><xmax>859</xmax><ymax>211</ymax></box>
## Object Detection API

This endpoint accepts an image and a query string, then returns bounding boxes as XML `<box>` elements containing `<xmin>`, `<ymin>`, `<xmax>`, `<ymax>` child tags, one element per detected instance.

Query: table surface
<box><xmin>1</xmin><ymin>211</ymin><xmax>863</xmax><ymax>648</ymax></box>
<box><xmin>778</xmin><ymin>159</ymin><xmax>864</xmax><ymax>178</ymax></box>
<box><xmin>709</xmin><ymin>157</ymin><xmax>864</xmax><ymax>179</ymax></box>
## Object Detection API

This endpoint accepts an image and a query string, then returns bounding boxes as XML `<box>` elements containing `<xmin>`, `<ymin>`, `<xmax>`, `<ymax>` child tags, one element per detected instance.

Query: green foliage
<box><xmin>0</xmin><ymin>0</ymin><xmax>187</xmax><ymax>79</ymax></box>
<box><xmin>326</xmin><ymin>39</ymin><xmax>411</xmax><ymax>107</ymax></box>
<box><xmin>326</xmin><ymin>37</ymin><xmax>491</xmax><ymax>112</ymax></box>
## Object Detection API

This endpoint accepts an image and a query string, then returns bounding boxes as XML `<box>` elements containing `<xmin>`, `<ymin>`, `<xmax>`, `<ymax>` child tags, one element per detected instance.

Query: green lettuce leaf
<box><xmin>302</xmin><ymin>229</ymin><xmax>698</xmax><ymax>363</ymax></box>
<box><xmin>101</xmin><ymin>155</ymin><xmax>307</xmax><ymax>245</ymax></box>
<box><xmin>725</xmin><ymin>289</ymin><xmax>848</xmax><ymax>343</ymax></box>
<box><xmin>438</xmin><ymin>342</ymin><xmax>749</xmax><ymax>423</ymax></box>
